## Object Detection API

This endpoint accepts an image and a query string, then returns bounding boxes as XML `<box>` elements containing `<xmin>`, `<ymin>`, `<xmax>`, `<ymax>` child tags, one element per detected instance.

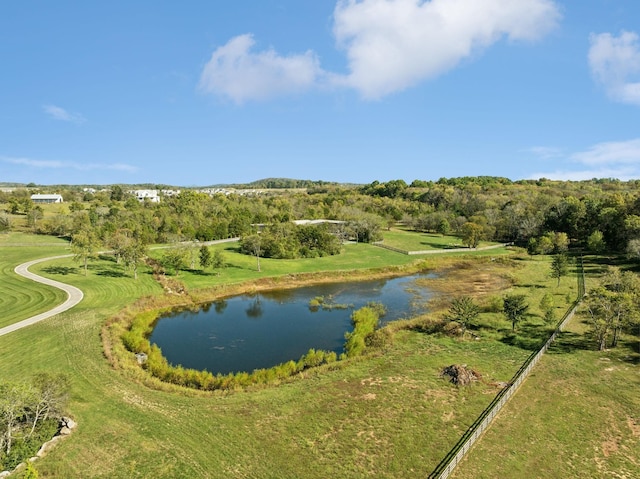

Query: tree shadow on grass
<box><xmin>41</xmin><ymin>266</ymin><xmax>77</xmax><ymax>275</ymax></box>
<box><xmin>546</xmin><ymin>331</ymin><xmax>592</xmax><ymax>354</ymax></box>
<box><xmin>92</xmin><ymin>264</ymin><xmax>126</xmax><ymax>278</ymax></box>
<box><xmin>189</xmin><ymin>269</ymin><xmax>223</xmax><ymax>277</ymax></box>
<box><xmin>519</xmin><ymin>283</ymin><xmax>546</xmax><ymax>289</ymax></box>
<box><xmin>618</xmin><ymin>338</ymin><xmax>640</xmax><ymax>364</ymax></box>
<box><xmin>500</xmin><ymin>321</ymin><xmax>552</xmax><ymax>351</ymax></box>
<box><xmin>419</xmin><ymin>240</ymin><xmax>464</xmax><ymax>249</ymax></box>
<box><xmin>96</xmin><ymin>269</ymin><xmax>126</xmax><ymax>278</ymax></box>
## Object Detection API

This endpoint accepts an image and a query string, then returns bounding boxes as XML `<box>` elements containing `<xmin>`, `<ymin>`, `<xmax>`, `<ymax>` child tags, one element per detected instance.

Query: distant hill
<box><xmin>0</xmin><ymin>178</ymin><xmax>356</xmax><ymax>190</ymax></box>
<box><xmin>209</xmin><ymin>178</ymin><xmax>348</xmax><ymax>189</ymax></box>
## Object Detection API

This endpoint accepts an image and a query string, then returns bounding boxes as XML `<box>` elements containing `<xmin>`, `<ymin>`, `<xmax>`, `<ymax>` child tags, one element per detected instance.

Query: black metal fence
<box><xmin>428</xmin><ymin>255</ymin><xmax>585</xmax><ymax>479</ymax></box>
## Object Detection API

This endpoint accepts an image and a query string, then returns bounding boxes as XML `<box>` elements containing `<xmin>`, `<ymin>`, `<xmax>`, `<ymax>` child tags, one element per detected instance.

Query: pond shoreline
<box><xmin>151</xmin><ymin>270</ymin><xmax>435</xmax><ymax>375</ymax></box>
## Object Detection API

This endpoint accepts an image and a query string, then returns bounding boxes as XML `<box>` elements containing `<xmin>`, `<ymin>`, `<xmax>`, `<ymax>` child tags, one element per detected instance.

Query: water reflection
<box><xmin>245</xmin><ymin>296</ymin><xmax>263</xmax><ymax>319</ymax></box>
<box><xmin>150</xmin><ymin>274</ymin><xmax>434</xmax><ymax>375</ymax></box>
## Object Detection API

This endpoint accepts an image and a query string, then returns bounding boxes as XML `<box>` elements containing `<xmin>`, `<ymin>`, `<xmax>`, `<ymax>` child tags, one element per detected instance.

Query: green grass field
<box><xmin>0</xmin><ymin>235</ymin><xmax>70</xmax><ymax>328</ymax></box>
<box><xmin>380</xmin><ymin>229</ymin><xmax>497</xmax><ymax>252</ymax></box>
<box><xmin>451</xmin><ymin>315</ymin><xmax>640</xmax><ymax>479</ymax></box>
<box><xmin>1</xmin><ymin>231</ymin><xmax>637</xmax><ymax>478</ymax></box>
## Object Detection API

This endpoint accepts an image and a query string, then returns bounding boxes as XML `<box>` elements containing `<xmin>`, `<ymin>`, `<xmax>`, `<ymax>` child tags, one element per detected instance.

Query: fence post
<box><xmin>428</xmin><ymin>254</ymin><xmax>585</xmax><ymax>479</ymax></box>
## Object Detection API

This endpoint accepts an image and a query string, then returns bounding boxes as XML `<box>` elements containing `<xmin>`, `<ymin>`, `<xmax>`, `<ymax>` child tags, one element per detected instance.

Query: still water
<box><xmin>150</xmin><ymin>274</ymin><xmax>434</xmax><ymax>375</ymax></box>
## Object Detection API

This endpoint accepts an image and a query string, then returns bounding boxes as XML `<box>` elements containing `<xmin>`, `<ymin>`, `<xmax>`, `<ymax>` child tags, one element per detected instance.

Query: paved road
<box><xmin>0</xmin><ymin>254</ymin><xmax>84</xmax><ymax>337</ymax></box>
<box><xmin>4</xmin><ymin>236</ymin><xmax>488</xmax><ymax>337</ymax></box>
<box><xmin>0</xmin><ymin>239</ymin><xmax>241</xmax><ymax>338</ymax></box>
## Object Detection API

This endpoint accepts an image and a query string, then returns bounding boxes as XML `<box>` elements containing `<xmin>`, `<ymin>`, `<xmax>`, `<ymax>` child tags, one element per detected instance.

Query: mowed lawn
<box><xmin>0</xmin><ymin>232</ymin><xmax>637</xmax><ymax>478</ymax></box>
<box><xmin>380</xmin><ymin>229</ymin><xmax>498</xmax><ymax>252</ymax></box>
<box><xmin>0</xmin><ymin>234</ymin><xmax>70</xmax><ymax>328</ymax></box>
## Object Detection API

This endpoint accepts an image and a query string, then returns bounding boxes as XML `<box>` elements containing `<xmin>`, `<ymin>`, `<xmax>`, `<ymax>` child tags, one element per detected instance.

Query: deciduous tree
<box><xmin>550</xmin><ymin>254</ymin><xmax>569</xmax><ymax>287</ymax></box>
<box><xmin>162</xmin><ymin>246</ymin><xmax>187</xmax><ymax>276</ymax></box>
<box><xmin>461</xmin><ymin>222</ymin><xmax>483</xmax><ymax>248</ymax></box>
<box><xmin>71</xmin><ymin>228</ymin><xmax>100</xmax><ymax>276</ymax></box>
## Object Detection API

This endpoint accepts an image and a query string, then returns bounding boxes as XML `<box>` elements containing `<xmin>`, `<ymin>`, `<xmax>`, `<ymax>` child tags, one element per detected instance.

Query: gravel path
<box><xmin>0</xmin><ymin>254</ymin><xmax>84</xmax><ymax>337</ymax></box>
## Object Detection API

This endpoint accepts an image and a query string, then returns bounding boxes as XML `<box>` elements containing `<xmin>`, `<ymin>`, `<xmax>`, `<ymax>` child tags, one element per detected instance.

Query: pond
<box><xmin>149</xmin><ymin>274</ymin><xmax>435</xmax><ymax>375</ymax></box>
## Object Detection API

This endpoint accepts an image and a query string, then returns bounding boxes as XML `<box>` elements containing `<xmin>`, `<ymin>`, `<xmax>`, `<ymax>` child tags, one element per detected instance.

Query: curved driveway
<box><xmin>0</xmin><ymin>237</ymin><xmax>498</xmax><ymax>337</ymax></box>
<box><xmin>0</xmin><ymin>239</ymin><xmax>241</xmax><ymax>338</ymax></box>
<box><xmin>0</xmin><ymin>254</ymin><xmax>84</xmax><ymax>337</ymax></box>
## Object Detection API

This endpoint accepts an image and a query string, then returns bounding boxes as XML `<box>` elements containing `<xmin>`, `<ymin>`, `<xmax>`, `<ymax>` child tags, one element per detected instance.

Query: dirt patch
<box><xmin>360</xmin><ymin>377</ymin><xmax>383</xmax><ymax>387</ymax></box>
<box><xmin>601</xmin><ymin>438</ymin><xmax>619</xmax><ymax>457</ymax></box>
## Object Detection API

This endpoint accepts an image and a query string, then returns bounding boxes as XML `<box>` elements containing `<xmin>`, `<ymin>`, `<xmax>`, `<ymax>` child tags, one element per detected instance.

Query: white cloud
<box><xmin>589</xmin><ymin>31</ymin><xmax>640</xmax><ymax>105</ymax></box>
<box><xmin>570</xmin><ymin>139</ymin><xmax>640</xmax><ymax>166</ymax></box>
<box><xmin>529</xmin><ymin>167</ymin><xmax>636</xmax><ymax>181</ymax></box>
<box><xmin>333</xmin><ymin>0</ymin><xmax>561</xmax><ymax>99</ymax></box>
<box><xmin>43</xmin><ymin>104</ymin><xmax>86</xmax><ymax>124</ymax></box>
<box><xmin>198</xmin><ymin>34</ymin><xmax>324</xmax><ymax>103</ymax></box>
<box><xmin>528</xmin><ymin>138</ymin><xmax>640</xmax><ymax>180</ymax></box>
<box><xmin>199</xmin><ymin>0</ymin><xmax>560</xmax><ymax>102</ymax></box>
<box><xmin>527</xmin><ymin>146</ymin><xmax>564</xmax><ymax>160</ymax></box>
<box><xmin>1</xmin><ymin>156</ymin><xmax>138</xmax><ymax>173</ymax></box>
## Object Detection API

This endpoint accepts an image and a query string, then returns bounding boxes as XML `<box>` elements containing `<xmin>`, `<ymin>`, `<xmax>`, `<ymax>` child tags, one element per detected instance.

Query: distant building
<box><xmin>161</xmin><ymin>189</ymin><xmax>180</xmax><ymax>197</ymax></box>
<box><xmin>131</xmin><ymin>190</ymin><xmax>160</xmax><ymax>203</ymax></box>
<box><xmin>31</xmin><ymin>193</ymin><xmax>63</xmax><ymax>204</ymax></box>
<box><xmin>292</xmin><ymin>219</ymin><xmax>345</xmax><ymax>226</ymax></box>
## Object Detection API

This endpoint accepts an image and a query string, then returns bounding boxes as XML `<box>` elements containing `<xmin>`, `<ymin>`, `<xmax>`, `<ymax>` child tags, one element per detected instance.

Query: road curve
<box><xmin>0</xmin><ymin>237</ymin><xmax>499</xmax><ymax>337</ymax></box>
<box><xmin>0</xmin><ymin>254</ymin><xmax>84</xmax><ymax>337</ymax></box>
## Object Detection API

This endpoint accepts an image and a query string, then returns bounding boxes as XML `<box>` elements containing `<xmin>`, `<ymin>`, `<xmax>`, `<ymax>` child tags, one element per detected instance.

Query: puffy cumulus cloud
<box><xmin>198</xmin><ymin>34</ymin><xmax>325</xmax><ymax>103</ymax></box>
<box><xmin>528</xmin><ymin>139</ymin><xmax>640</xmax><ymax>180</ymax></box>
<box><xmin>589</xmin><ymin>31</ymin><xmax>640</xmax><ymax>105</ymax></box>
<box><xmin>333</xmin><ymin>0</ymin><xmax>561</xmax><ymax>98</ymax></box>
<box><xmin>199</xmin><ymin>0</ymin><xmax>560</xmax><ymax>103</ymax></box>
<box><xmin>43</xmin><ymin>104</ymin><xmax>86</xmax><ymax>123</ymax></box>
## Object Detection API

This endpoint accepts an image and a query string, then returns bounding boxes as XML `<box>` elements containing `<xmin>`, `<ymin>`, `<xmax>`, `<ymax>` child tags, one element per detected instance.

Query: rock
<box><xmin>37</xmin><ymin>435</ymin><xmax>63</xmax><ymax>457</ymax></box>
<box><xmin>60</xmin><ymin>416</ymin><xmax>77</xmax><ymax>430</ymax></box>
<box><xmin>441</xmin><ymin>364</ymin><xmax>481</xmax><ymax>386</ymax></box>
<box><xmin>135</xmin><ymin>352</ymin><xmax>148</xmax><ymax>365</ymax></box>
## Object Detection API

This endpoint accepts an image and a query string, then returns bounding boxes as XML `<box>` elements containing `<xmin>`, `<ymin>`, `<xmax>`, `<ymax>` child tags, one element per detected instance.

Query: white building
<box><xmin>31</xmin><ymin>194</ymin><xmax>63</xmax><ymax>204</ymax></box>
<box><xmin>131</xmin><ymin>190</ymin><xmax>160</xmax><ymax>203</ymax></box>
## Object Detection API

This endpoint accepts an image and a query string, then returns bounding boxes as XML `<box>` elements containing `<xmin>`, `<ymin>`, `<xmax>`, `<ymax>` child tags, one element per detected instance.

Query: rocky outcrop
<box><xmin>440</xmin><ymin>364</ymin><xmax>481</xmax><ymax>386</ymax></box>
<box><xmin>0</xmin><ymin>417</ymin><xmax>77</xmax><ymax>477</ymax></box>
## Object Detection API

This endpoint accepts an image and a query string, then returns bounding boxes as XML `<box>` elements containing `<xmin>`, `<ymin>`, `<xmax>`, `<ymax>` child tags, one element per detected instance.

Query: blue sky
<box><xmin>2</xmin><ymin>0</ymin><xmax>640</xmax><ymax>186</ymax></box>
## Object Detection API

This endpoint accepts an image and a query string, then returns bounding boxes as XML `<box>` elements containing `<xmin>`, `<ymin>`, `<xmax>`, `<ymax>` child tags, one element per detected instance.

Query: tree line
<box><xmin>6</xmin><ymin>178</ymin><xmax>640</xmax><ymax>257</ymax></box>
<box><xmin>3</xmin><ymin>177</ymin><xmax>640</xmax><ymax>350</ymax></box>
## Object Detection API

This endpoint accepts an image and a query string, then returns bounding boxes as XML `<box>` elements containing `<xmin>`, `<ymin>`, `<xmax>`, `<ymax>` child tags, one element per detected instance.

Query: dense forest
<box><xmin>3</xmin><ymin>177</ymin><xmax>640</xmax><ymax>260</ymax></box>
